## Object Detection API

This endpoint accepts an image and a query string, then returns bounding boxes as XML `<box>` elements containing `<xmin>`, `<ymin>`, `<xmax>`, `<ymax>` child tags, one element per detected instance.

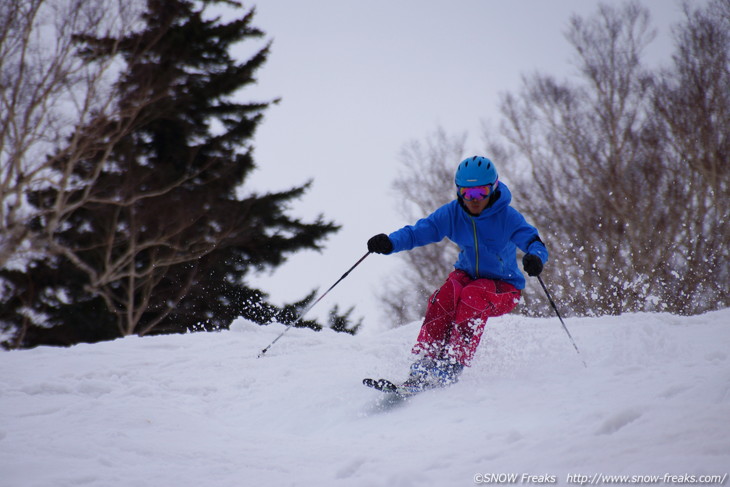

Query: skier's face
<box><xmin>464</xmin><ymin>197</ymin><xmax>490</xmax><ymax>215</ymax></box>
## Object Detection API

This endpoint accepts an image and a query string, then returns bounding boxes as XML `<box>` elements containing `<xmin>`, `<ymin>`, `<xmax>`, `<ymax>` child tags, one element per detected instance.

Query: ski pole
<box><xmin>257</xmin><ymin>251</ymin><xmax>371</xmax><ymax>358</ymax></box>
<box><xmin>536</xmin><ymin>275</ymin><xmax>587</xmax><ymax>368</ymax></box>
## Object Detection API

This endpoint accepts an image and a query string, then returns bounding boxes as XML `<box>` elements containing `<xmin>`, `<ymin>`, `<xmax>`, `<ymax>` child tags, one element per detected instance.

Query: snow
<box><xmin>1</xmin><ymin>309</ymin><xmax>729</xmax><ymax>487</ymax></box>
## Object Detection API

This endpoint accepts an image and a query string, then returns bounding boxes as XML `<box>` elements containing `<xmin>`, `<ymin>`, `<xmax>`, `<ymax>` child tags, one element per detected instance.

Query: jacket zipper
<box><xmin>470</xmin><ymin>217</ymin><xmax>479</xmax><ymax>278</ymax></box>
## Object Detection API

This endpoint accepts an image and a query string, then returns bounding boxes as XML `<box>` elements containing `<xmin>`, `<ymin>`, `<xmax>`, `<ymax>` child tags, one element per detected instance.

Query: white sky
<box><xmin>232</xmin><ymin>0</ymin><xmax>700</xmax><ymax>332</ymax></box>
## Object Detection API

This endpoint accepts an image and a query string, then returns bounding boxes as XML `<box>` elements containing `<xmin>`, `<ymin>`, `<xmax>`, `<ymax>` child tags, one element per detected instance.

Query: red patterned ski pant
<box><xmin>411</xmin><ymin>269</ymin><xmax>521</xmax><ymax>366</ymax></box>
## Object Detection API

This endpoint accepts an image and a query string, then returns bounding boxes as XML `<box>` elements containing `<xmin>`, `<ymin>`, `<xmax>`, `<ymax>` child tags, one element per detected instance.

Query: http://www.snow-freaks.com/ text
<box><xmin>473</xmin><ymin>473</ymin><xmax>728</xmax><ymax>486</ymax></box>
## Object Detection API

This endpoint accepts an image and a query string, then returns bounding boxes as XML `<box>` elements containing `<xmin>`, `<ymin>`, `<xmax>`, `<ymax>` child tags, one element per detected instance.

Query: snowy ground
<box><xmin>1</xmin><ymin>309</ymin><xmax>729</xmax><ymax>487</ymax></box>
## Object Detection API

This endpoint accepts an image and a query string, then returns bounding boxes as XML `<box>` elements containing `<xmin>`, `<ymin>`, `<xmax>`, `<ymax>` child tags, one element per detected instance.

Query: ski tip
<box><xmin>363</xmin><ymin>378</ymin><xmax>398</xmax><ymax>393</ymax></box>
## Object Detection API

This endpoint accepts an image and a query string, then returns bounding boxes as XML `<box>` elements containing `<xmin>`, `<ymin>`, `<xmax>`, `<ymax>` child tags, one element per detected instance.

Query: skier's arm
<box><xmin>387</xmin><ymin>204</ymin><xmax>452</xmax><ymax>253</ymax></box>
<box><xmin>509</xmin><ymin>209</ymin><xmax>549</xmax><ymax>265</ymax></box>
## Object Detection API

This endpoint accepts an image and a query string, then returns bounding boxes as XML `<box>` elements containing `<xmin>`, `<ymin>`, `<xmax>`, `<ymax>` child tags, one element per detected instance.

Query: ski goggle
<box><xmin>458</xmin><ymin>181</ymin><xmax>497</xmax><ymax>201</ymax></box>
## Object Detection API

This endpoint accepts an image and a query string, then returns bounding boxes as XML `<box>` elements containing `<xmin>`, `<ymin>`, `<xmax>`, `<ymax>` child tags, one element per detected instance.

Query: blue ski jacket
<box><xmin>387</xmin><ymin>183</ymin><xmax>548</xmax><ymax>290</ymax></box>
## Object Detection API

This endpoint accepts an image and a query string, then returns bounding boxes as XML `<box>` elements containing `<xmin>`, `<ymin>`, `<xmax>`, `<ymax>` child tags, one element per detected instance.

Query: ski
<box><xmin>362</xmin><ymin>378</ymin><xmax>421</xmax><ymax>397</ymax></box>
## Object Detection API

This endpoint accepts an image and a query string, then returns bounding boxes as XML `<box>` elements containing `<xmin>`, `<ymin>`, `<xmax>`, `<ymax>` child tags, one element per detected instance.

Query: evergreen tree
<box><xmin>1</xmin><ymin>0</ymin><xmax>351</xmax><ymax>347</ymax></box>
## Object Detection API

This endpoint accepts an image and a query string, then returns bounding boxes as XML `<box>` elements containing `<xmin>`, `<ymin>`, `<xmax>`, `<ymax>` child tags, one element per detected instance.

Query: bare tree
<box><xmin>649</xmin><ymin>0</ymin><xmax>730</xmax><ymax>313</ymax></box>
<box><xmin>487</xmin><ymin>1</ymin><xmax>729</xmax><ymax>316</ymax></box>
<box><xmin>0</xmin><ymin>0</ymin><xmax>152</xmax><ymax>346</ymax></box>
<box><xmin>0</xmin><ymin>0</ymin><xmax>141</xmax><ymax>268</ymax></box>
<box><xmin>492</xmin><ymin>3</ymin><xmax>659</xmax><ymax>315</ymax></box>
<box><xmin>379</xmin><ymin>127</ymin><xmax>465</xmax><ymax>326</ymax></box>
<box><xmin>0</xmin><ymin>0</ymin><xmax>204</xmax><ymax>342</ymax></box>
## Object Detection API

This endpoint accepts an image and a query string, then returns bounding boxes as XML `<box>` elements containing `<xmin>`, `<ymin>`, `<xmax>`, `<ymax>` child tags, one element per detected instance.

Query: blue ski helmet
<box><xmin>455</xmin><ymin>156</ymin><xmax>498</xmax><ymax>187</ymax></box>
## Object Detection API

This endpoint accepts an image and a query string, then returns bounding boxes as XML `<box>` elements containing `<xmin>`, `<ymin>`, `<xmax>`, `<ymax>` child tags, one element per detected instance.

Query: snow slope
<box><xmin>1</xmin><ymin>310</ymin><xmax>729</xmax><ymax>487</ymax></box>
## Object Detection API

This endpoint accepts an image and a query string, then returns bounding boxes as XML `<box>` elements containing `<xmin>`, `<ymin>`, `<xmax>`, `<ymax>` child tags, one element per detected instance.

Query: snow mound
<box><xmin>1</xmin><ymin>310</ymin><xmax>729</xmax><ymax>486</ymax></box>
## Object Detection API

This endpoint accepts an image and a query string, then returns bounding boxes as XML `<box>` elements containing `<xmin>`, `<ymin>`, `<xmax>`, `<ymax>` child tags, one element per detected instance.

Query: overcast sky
<box><xmin>228</xmin><ymin>0</ymin><xmax>701</xmax><ymax>333</ymax></box>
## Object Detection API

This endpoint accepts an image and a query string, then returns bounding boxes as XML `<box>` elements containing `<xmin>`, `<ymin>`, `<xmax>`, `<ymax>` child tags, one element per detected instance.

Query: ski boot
<box><xmin>398</xmin><ymin>357</ymin><xmax>438</xmax><ymax>394</ymax></box>
<box><xmin>399</xmin><ymin>357</ymin><xmax>464</xmax><ymax>394</ymax></box>
<box><xmin>430</xmin><ymin>360</ymin><xmax>464</xmax><ymax>387</ymax></box>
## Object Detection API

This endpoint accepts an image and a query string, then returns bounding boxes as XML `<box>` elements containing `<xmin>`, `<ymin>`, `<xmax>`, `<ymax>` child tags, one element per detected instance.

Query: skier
<box><xmin>367</xmin><ymin>156</ymin><xmax>548</xmax><ymax>394</ymax></box>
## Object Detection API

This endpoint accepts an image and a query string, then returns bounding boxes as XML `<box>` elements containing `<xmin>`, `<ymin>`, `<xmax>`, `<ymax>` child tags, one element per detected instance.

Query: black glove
<box><xmin>522</xmin><ymin>254</ymin><xmax>543</xmax><ymax>277</ymax></box>
<box><xmin>367</xmin><ymin>233</ymin><xmax>393</xmax><ymax>254</ymax></box>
